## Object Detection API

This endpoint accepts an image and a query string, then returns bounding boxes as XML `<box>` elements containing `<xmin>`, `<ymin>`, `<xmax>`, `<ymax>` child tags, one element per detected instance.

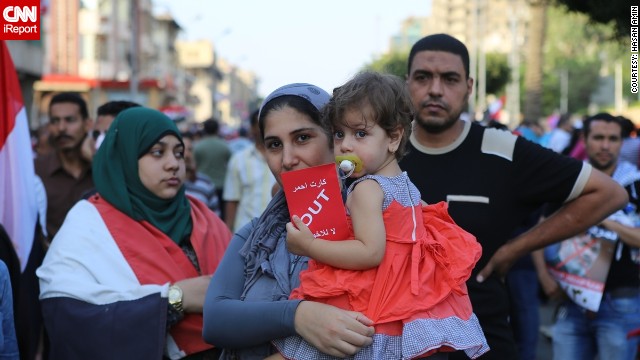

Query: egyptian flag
<box><xmin>0</xmin><ymin>40</ymin><xmax>38</xmax><ymax>272</ymax></box>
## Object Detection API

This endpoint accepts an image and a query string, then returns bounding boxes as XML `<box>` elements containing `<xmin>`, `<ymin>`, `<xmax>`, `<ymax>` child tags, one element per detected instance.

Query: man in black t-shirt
<box><xmin>400</xmin><ymin>33</ymin><xmax>628</xmax><ymax>359</ymax></box>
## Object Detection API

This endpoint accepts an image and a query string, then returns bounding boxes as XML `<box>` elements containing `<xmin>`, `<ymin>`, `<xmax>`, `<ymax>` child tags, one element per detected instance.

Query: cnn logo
<box><xmin>3</xmin><ymin>6</ymin><xmax>37</xmax><ymax>22</ymax></box>
<box><xmin>1</xmin><ymin>1</ymin><xmax>40</xmax><ymax>40</ymax></box>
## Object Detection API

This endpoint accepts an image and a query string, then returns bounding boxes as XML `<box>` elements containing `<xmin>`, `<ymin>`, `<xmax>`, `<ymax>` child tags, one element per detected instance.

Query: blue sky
<box><xmin>157</xmin><ymin>0</ymin><xmax>431</xmax><ymax>97</ymax></box>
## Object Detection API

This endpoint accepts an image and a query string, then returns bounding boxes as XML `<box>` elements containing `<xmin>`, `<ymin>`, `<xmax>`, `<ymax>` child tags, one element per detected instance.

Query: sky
<box><xmin>156</xmin><ymin>0</ymin><xmax>431</xmax><ymax>97</ymax></box>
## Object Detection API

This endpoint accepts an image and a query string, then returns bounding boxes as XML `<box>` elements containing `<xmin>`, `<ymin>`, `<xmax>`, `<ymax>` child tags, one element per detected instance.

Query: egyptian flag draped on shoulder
<box><xmin>38</xmin><ymin>108</ymin><xmax>231</xmax><ymax>359</ymax></box>
<box><xmin>0</xmin><ymin>40</ymin><xmax>38</xmax><ymax>272</ymax></box>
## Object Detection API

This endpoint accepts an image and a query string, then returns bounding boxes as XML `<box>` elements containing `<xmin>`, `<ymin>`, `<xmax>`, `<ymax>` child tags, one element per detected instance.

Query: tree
<box><xmin>527</xmin><ymin>5</ymin><xmax>629</xmax><ymax>115</ymax></box>
<box><xmin>523</xmin><ymin>0</ymin><xmax>549</xmax><ymax>122</ymax></box>
<box><xmin>485</xmin><ymin>53</ymin><xmax>510</xmax><ymax>96</ymax></box>
<box><xmin>553</xmin><ymin>0</ymin><xmax>631</xmax><ymax>40</ymax></box>
<box><xmin>365</xmin><ymin>51</ymin><xmax>409</xmax><ymax>79</ymax></box>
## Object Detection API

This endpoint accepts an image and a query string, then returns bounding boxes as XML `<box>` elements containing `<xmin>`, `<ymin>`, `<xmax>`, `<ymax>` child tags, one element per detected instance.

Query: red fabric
<box><xmin>0</xmin><ymin>41</ymin><xmax>22</xmax><ymax>149</ymax></box>
<box><xmin>0</xmin><ymin>40</ymin><xmax>38</xmax><ymax>271</ymax></box>
<box><xmin>90</xmin><ymin>195</ymin><xmax>231</xmax><ymax>356</ymax></box>
<box><xmin>291</xmin><ymin>201</ymin><xmax>482</xmax><ymax>335</ymax></box>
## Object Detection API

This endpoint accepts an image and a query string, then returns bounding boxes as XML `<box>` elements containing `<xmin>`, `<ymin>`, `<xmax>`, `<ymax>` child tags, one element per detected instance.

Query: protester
<box><xmin>547</xmin><ymin>113</ymin><xmax>574</xmax><ymax>153</ymax></box>
<box><xmin>227</xmin><ymin>126</ymin><xmax>253</xmax><ymax>154</ymax></box>
<box><xmin>223</xmin><ymin>109</ymin><xmax>276</xmax><ymax>232</ymax></box>
<box><xmin>545</xmin><ymin>113</ymin><xmax>640</xmax><ymax>360</ymax></box>
<box><xmin>513</xmin><ymin>119</ymin><xmax>543</xmax><ymax>144</ymax></box>
<box><xmin>37</xmin><ymin>107</ymin><xmax>232</xmax><ymax>359</ymax></box>
<box><xmin>182</xmin><ymin>132</ymin><xmax>221</xmax><ymax>216</ymax></box>
<box><xmin>272</xmin><ymin>72</ymin><xmax>488</xmax><ymax>359</ymax></box>
<box><xmin>567</xmin><ymin>116</ymin><xmax>588</xmax><ymax>161</ymax></box>
<box><xmin>194</xmin><ymin>118</ymin><xmax>232</xmax><ymax>218</ymax></box>
<box><xmin>81</xmin><ymin>100</ymin><xmax>141</xmax><ymax>160</ymax></box>
<box><xmin>32</xmin><ymin>124</ymin><xmax>52</xmax><ymax>158</ymax></box>
<box><xmin>0</xmin><ymin>259</ymin><xmax>19</xmax><ymax>359</ymax></box>
<box><xmin>618</xmin><ymin>115</ymin><xmax>640</xmax><ymax>166</ymax></box>
<box><xmin>400</xmin><ymin>33</ymin><xmax>628</xmax><ymax>360</ymax></box>
<box><xmin>34</xmin><ymin>92</ymin><xmax>95</xmax><ymax>242</ymax></box>
<box><xmin>203</xmin><ymin>83</ymin><xmax>375</xmax><ymax>359</ymax></box>
<box><xmin>495</xmin><ymin>122</ymin><xmax>548</xmax><ymax>360</ymax></box>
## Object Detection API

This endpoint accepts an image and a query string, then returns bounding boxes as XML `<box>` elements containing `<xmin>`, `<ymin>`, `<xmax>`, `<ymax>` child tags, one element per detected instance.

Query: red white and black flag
<box><xmin>0</xmin><ymin>40</ymin><xmax>38</xmax><ymax>271</ymax></box>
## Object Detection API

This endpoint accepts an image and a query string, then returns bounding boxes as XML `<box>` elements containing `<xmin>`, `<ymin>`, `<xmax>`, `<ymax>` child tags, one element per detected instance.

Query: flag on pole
<box><xmin>0</xmin><ymin>40</ymin><xmax>38</xmax><ymax>272</ymax></box>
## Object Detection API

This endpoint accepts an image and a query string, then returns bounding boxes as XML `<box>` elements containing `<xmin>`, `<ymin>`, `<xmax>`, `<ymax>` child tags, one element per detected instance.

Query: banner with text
<box><xmin>281</xmin><ymin>163</ymin><xmax>349</xmax><ymax>241</ymax></box>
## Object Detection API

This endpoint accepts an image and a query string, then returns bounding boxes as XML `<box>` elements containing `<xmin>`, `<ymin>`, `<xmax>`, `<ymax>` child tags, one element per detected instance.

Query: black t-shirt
<box><xmin>399</xmin><ymin>121</ymin><xmax>588</xmax><ymax>356</ymax></box>
<box><xmin>605</xmin><ymin>179</ymin><xmax>640</xmax><ymax>291</ymax></box>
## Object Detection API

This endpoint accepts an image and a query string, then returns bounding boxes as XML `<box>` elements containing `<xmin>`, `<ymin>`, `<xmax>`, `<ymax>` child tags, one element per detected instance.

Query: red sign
<box><xmin>281</xmin><ymin>163</ymin><xmax>350</xmax><ymax>241</ymax></box>
<box><xmin>1</xmin><ymin>0</ymin><xmax>40</xmax><ymax>40</ymax></box>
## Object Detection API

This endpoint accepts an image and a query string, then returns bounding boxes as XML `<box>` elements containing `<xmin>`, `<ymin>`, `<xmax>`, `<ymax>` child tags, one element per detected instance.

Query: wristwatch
<box><xmin>168</xmin><ymin>284</ymin><xmax>184</xmax><ymax>314</ymax></box>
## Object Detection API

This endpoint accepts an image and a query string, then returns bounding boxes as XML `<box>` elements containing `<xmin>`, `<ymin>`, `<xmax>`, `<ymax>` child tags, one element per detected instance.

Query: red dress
<box><xmin>281</xmin><ymin>173</ymin><xmax>490</xmax><ymax>359</ymax></box>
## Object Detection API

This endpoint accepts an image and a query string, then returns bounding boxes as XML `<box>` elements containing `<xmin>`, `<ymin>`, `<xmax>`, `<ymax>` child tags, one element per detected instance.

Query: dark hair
<box><xmin>180</xmin><ymin>131</ymin><xmax>194</xmax><ymax>141</ymax></box>
<box><xmin>202</xmin><ymin>118</ymin><xmax>220</xmax><ymax>135</ymax></box>
<box><xmin>323</xmin><ymin>71</ymin><xmax>413</xmax><ymax>160</ymax></box>
<box><xmin>583</xmin><ymin>112</ymin><xmax>622</xmax><ymax>138</ymax></box>
<box><xmin>249</xmin><ymin>109</ymin><xmax>260</xmax><ymax>126</ymax></box>
<box><xmin>618</xmin><ymin>116</ymin><xmax>637</xmax><ymax>138</ymax></box>
<box><xmin>556</xmin><ymin>113</ymin><xmax>573</xmax><ymax>128</ymax></box>
<box><xmin>49</xmin><ymin>92</ymin><xmax>89</xmax><ymax>119</ymax></box>
<box><xmin>258</xmin><ymin>95</ymin><xmax>333</xmax><ymax>148</ymax></box>
<box><xmin>408</xmin><ymin>33</ymin><xmax>470</xmax><ymax>78</ymax></box>
<box><xmin>97</xmin><ymin>100</ymin><xmax>141</xmax><ymax>117</ymax></box>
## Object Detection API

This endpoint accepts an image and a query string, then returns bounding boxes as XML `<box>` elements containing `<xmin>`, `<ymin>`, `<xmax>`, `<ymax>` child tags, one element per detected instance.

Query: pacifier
<box><xmin>335</xmin><ymin>154</ymin><xmax>363</xmax><ymax>178</ymax></box>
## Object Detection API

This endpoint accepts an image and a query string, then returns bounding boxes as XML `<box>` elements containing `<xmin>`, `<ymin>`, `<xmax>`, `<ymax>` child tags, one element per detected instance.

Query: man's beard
<box><xmin>59</xmin><ymin>137</ymin><xmax>83</xmax><ymax>154</ymax></box>
<box><xmin>589</xmin><ymin>158</ymin><xmax>616</xmax><ymax>173</ymax></box>
<box><xmin>414</xmin><ymin>110</ymin><xmax>462</xmax><ymax>134</ymax></box>
<box><xmin>414</xmin><ymin>95</ymin><xmax>468</xmax><ymax>134</ymax></box>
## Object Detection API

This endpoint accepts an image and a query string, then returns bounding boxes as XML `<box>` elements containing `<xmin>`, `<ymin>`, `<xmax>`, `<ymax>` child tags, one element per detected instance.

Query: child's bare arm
<box><xmin>286</xmin><ymin>179</ymin><xmax>386</xmax><ymax>270</ymax></box>
<box><xmin>264</xmin><ymin>353</ymin><xmax>285</xmax><ymax>360</ymax></box>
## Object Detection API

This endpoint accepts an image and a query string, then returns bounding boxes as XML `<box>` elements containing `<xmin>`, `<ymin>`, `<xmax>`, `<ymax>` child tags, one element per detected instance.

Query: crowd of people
<box><xmin>1</xmin><ymin>33</ymin><xmax>638</xmax><ymax>360</ymax></box>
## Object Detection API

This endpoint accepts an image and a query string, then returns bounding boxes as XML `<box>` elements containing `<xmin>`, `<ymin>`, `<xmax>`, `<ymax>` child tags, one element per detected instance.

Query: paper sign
<box><xmin>544</xmin><ymin>225</ymin><xmax>617</xmax><ymax>311</ymax></box>
<box><xmin>281</xmin><ymin>163</ymin><xmax>350</xmax><ymax>240</ymax></box>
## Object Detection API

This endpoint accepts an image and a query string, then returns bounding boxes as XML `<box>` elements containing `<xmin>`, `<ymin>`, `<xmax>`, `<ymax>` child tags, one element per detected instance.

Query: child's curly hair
<box><xmin>322</xmin><ymin>71</ymin><xmax>414</xmax><ymax>160</ymax></box>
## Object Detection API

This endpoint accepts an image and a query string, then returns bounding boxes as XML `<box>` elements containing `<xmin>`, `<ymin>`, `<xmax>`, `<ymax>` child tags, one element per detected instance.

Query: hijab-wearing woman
<box><xmin>38</xmin><ymin>107</ymin><xmax>231</xmax><ymax>359</ymax></box>
<box><xmin>203</xmin><ymin>83</ymin><xmax>375</xmax><ymax>359</ymax></box>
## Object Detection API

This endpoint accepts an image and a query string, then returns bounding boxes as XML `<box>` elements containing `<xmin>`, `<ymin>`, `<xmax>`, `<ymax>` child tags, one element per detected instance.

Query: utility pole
<box><xmin>469</xmin><ymin>0</ymin><xmax>479</xmax><ymax>118</ymax></box>
<box><xmin>477</xmin><ymin>0</ymin><xmax>487</xmax><ymax>120</ymax></box>
<box><xmin>560</xmin><ymin>68</ymin><xmax>568</xmax><ymax>113</ymax></box>
<box><xmin>507</xmin><ymin>0</ymin><xmax>521</xmax><ymax>128</ymax></box>
<box><xmin>615</xmin><ymin>60</ymin><xmax>623</xmax><ymax>113</ymax></box>
<box><xmin>129</xmin><ymin>0</ymin><xmax>139</xmax><ymax>102</ymax></box>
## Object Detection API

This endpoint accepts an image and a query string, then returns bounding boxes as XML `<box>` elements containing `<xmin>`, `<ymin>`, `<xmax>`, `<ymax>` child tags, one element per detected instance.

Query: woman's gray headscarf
<box><xmin>239</xmin><ymin>83</ymin><xmax>331</xmax><ymax>300</ymax></box>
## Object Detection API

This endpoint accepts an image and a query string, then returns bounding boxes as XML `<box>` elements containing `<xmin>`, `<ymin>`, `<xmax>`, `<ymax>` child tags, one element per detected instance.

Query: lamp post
<box><xmin>129</xmin><ymin>0</ymin><xmax>139</xmax><ymax>102</ymax></box>
<box><xmin>559</xmin><ymin>68</ymin><xmax>568</xmax><ymax>114</ymax></box>
<box><xmin>507</xmin><ymin>0</ymin><xmax>521</xmax><ymax>129</ymax></box>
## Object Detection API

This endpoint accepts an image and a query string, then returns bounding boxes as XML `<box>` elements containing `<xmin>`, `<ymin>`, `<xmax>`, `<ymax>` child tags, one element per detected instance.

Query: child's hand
<box><xmin>286</xmin><ymin>216</ymin><xmax>315</xmax><ymax>257</ymax></box>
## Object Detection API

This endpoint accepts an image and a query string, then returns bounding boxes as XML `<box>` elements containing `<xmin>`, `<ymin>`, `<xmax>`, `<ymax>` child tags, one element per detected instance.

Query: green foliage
<box><xmin>485</xmin><ymin>52</ymin><xmax>511</xmax><ymax>96</ymax></box>
<box><xmin>364</xmin><ymin>51</ymin><xmax>410</xmax><ymax>78</ymax></box>
<box><xmin>520</xmin><ymin>5</ymin><xmax>629</xmax><ymax>115</ymax></box>
<box><xmin>539</xmin><ymin>60</ymin><xmax>600</xmax><ymax>114</ymax></box>
<box><xmin>553</xmin><ymin>0</ymin><xmax>631</xmax><ymax>41</ymax></box>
